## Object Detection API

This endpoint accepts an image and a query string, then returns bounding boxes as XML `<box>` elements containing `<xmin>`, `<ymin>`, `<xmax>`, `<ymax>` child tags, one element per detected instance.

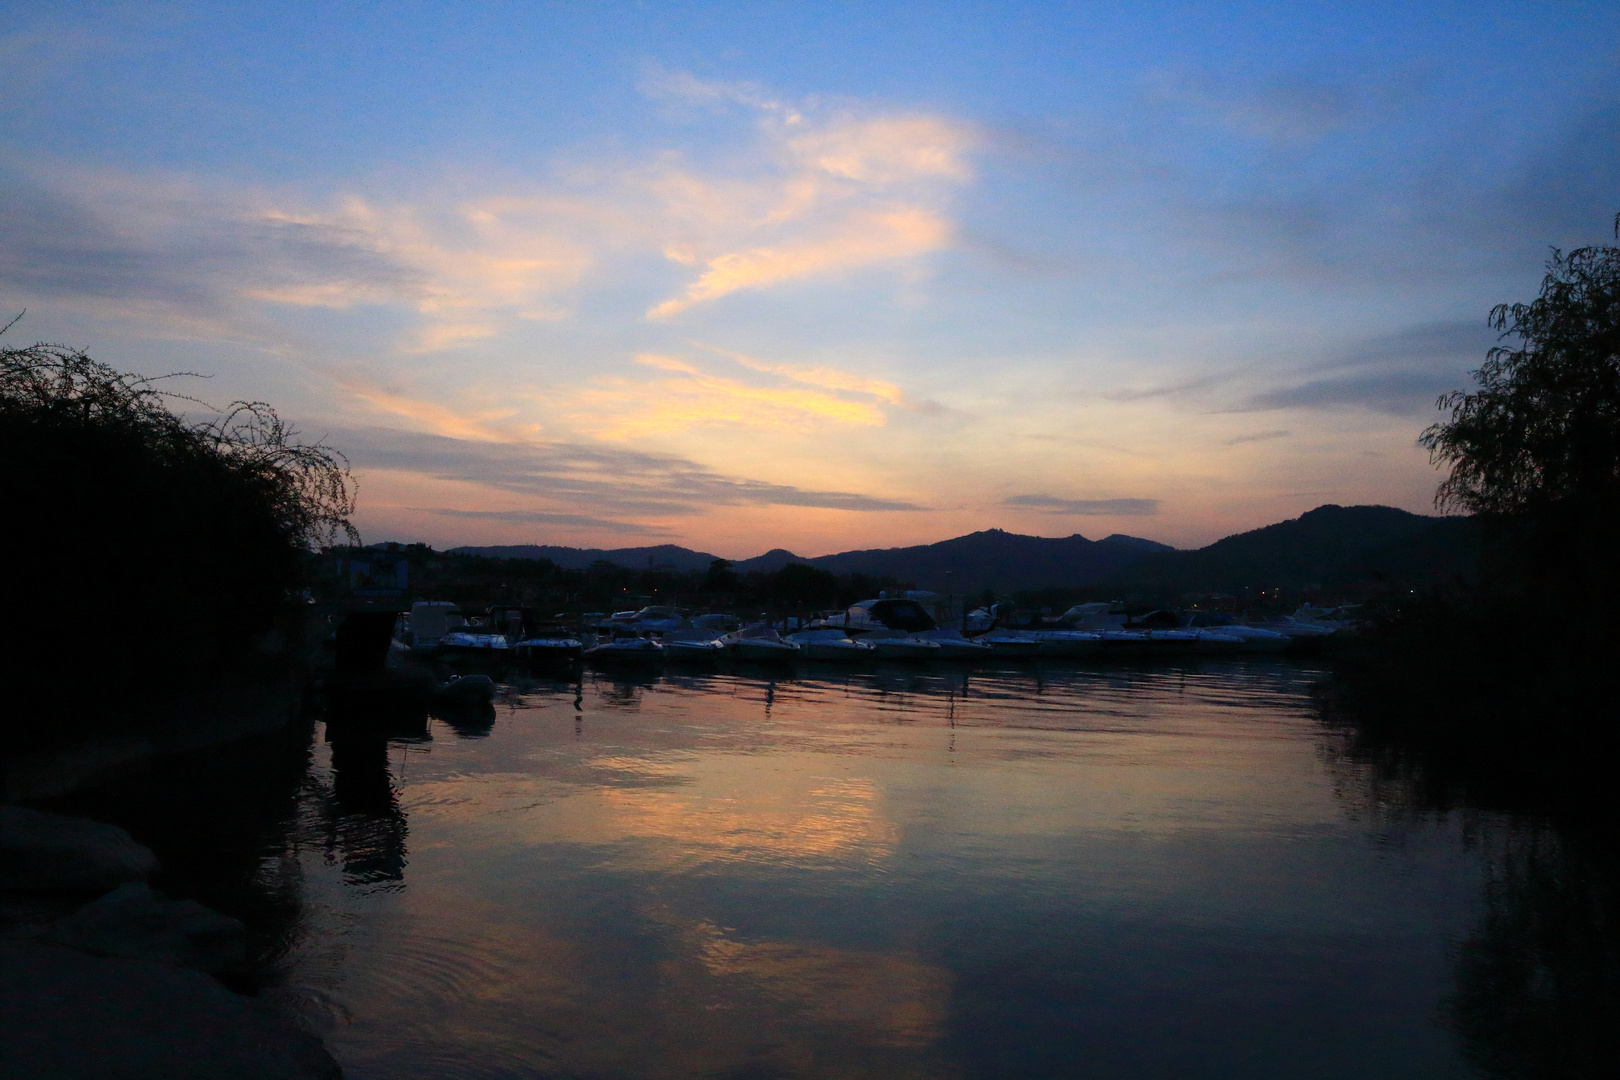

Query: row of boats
<box><xmin>399</xmin><ymin>597</ymin><xmax>1356</xmax><ymax>669</ymax></box>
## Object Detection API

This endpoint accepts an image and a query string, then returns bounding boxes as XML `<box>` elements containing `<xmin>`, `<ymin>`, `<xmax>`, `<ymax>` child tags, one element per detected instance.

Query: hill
<box><xmin>802</xmin><ymin>530</ymin><xmax>1172</xmax><ymax>593</ymax></box>
<box><xmin>451</xmin><ymin>530</ymin><xmax>1172</xmax><ymax>591</ymax></box>
<box><xmin>1104</xmin><ymin>505</ymin><xmax>1477</xmax><ymax>598</ymax></box>
<box><xmin>448</xmin><ymin>543</ymin><xmax>722</xmax><ymax>572</ymax></box>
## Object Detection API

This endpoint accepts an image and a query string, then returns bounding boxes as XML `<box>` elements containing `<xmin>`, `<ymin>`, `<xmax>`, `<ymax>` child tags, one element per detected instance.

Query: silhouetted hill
<box><xmin>450</xmin><ymin>530</ymin><xmax>1172</xmax><ymax>591</ymax></box>
<box><xmin>800</xmin><ymin>529</ymin><xmax>1171</xmax><ymax>593</ymax></box>
<box><xmin>449</xmin><ymin>543</ymin><xmax>722</xmax><ymax>572</ymax></box>
<box><xmin>1105</xmin><ymin>505</ymin><xmax>1477</xmax><ymax>598</ymax></box>
<box><xmin>730</xmin><ymin>548</ymin><xmax>807</xmax><ymax>574</ymax></box>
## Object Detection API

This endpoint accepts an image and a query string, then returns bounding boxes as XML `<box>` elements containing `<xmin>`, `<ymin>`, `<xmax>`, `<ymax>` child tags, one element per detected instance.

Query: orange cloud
<box><xmin>649</xmin><ymin>207</ymin><xmax>951</xmax><ymax>318</ymax></box>
<box><xmin>575</xmin><ymin>353</ymin><xmax>891</xmax><ymax>437</ymax></box>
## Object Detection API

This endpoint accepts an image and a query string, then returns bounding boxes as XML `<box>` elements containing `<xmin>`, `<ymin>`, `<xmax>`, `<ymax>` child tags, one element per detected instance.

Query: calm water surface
<box><xmin>269</xmin><ymin>661</ymin><xmax>1496</xmax><ymax>1079</ymax></box>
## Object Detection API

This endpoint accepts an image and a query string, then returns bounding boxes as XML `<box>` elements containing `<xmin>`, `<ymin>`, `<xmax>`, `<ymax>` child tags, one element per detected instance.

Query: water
<box><xmin>48</xmin><ymin>659</ymin><xmax>1613</xmax><ymax>1077</ymax></box>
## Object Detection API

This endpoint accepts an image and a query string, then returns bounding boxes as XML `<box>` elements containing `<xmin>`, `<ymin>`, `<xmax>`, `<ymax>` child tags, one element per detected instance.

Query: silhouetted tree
<box><xmin>1</xmin><ymin>336</ymin><xmax>357</xmax><ymax>735</ymax></box>
<box><xmin>1420</xmin><ymin>214</ymin><xmax>1620</xmax><ymax>598</ymax></box>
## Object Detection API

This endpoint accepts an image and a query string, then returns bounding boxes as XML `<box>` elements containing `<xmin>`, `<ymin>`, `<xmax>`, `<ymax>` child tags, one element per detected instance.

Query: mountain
<box><xmin>1104</xmin><ymin>505</ymin><xmax>1477</xmax><ymax>597</ymax></box>
<box><xmin>730</xmin><ymin>548</ymin><xmax>808</xmax><ymax>574</ymax></box>
<box><xmin>450</xmin><ymin>530</ymin><xmax>1172</xmax><ymax>591</ymax></box>
<box><xmin>448</xmin><ymin>543</ymin><xmax>723</xmax><ymax>572</ymax></box>
<box><xmin>795</xmin><ymin>529</ymin><xmax>1171</xmax><ymax>593</ymax></box>
<box><xmin>448</xmin><ymin>507</ymin><xmax>1470</xmax><ymax>598</ymax></box>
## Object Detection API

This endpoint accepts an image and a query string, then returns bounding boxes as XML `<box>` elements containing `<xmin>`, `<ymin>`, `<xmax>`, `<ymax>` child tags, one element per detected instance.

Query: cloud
<box><xmin>0</xmin><ymin>166</ymin><xmax>591</xmax><ymax>349</ymax></box>
<box><xmin>336</xmin><ymin>426</ymin><xmax>926</xmax><ymax>517</ymax></box>
<box><xmin>1224</xmin><ymin>429</ymin><xmax>1291</xmax><ymax>446</ymax></box>
<box><xmin>644</xmin><ymin>92</ymin><xmax>974</xmax><ymax>317</ymax></box>
<box><xmin>1239</xmin><ymin>318</ymin><xmax>1492</xmax><ymax>414</ymax></box>
<box><xmin>579</xmin><ymin>353</ymin><xmax>887</xmax><ymax>436</ymax></box>
<box><xmin>648</xmin><ymin>206</ymin><xmax>952</xmax><ymax>318</ymax></box>
<box><xmin>412</xmin><ymin>507</ymin><xmax>672</xmax><ymax>536</ymax></box>
<box><xmin>1004</xmin><ymin>495</ymin><xmax>1159</xmax><ymax>515</ymax></box>
<box><xmin>1246</xmin><ymin>371</ymin><xmax>1461</xmax><ymax>415</ymax></box>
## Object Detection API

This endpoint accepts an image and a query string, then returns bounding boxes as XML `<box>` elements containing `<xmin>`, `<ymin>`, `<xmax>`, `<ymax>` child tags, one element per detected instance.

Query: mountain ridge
<box><xmin>446</xmin><ymin>505</ymin><xmax>1472</xmax><ymax>596</ymax></box>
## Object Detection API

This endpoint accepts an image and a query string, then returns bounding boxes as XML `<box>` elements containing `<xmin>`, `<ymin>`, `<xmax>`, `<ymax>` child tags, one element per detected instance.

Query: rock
<box><xmin>0</xmin><ymin>806</ymin><xmax>159</xmax><ymax>893</ymax></box>
<box><xmin>0</xmin><ymin>939</ymin><xmax>342</xmax><ymax>1079</ymax></box>
<box><xmin>39</xmin><ymin>882</ymin><xmax>246</xmax><ymax>974</ymax></box>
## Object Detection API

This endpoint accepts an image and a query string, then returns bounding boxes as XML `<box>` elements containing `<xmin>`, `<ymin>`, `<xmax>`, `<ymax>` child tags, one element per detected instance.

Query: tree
<box><xmin>1421</xmin><ymin>215</ymin><xmax>1620</xmax><ymax>519</ymax></box>
<box><xmin>1</xmin><ymin>335</ymin><xmax>358</xmax><ymax>733</ymax></box>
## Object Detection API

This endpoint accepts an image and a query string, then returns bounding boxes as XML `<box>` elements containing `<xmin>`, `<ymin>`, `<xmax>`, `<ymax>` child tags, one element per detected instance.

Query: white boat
<box><xmin>979</xmin><ymin>630</ymin><xmax>1042</xmax><ymax>658</ymax></box>
<box><xmin>913</xmin><ymin>628</ymin><xmax>994</xmax><ymax>660</ymax></box>
<box><xmin>583</xmin><ymin>637</ymin><xmax>663</xmax><ymax>665</ymax></box>
<box><xmin>865</xmin><ymin>632</ymin><xmax>941</xmax><ymax>661</ymax></box>
<box><xmin>514</xmin><ymin>634</ymin><xmax>582</xmax><ymax>664</ymax></box>
<box><xmin>723</xmin><ymin>626</ymin><xmax>801</xmax><ymax>662</ymax></box>
<box><xmin>661</xmin><ymin>628</ymin><xmax>727</xmax><ymax>661</ymax></box>
<box><xmin>786</xmin><ymin>628</ymin><xmax>874</xmax><ymax>662</ymax></box>
<box><xmin>436</xmin><ymin>630</ymin><xmax>511</xmax><ymax>663</ymax></box>
<box><xmin>827</xmin><ymin>597</ymin><xmax>938</xmax><ymax>635</ymax></box>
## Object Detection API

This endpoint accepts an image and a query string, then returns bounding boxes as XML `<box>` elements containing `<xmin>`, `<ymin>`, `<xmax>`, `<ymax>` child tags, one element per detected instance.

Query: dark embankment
<box><xmin>0</xmin><ymin>341</ymin><xmax>355</xmax><ymax>754</ymax></box>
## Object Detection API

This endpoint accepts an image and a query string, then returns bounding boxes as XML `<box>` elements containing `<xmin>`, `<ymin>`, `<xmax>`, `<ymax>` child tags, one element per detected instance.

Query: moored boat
<box><xmin>913</xmin><ymin>628</ymin><xmax>994</xmax><ymax>660</ymax></box>
<box><xmin>662</xmin><ymin>628</ymin><xmax>727</xmax><ymax>662</ymax></box>
<box><xmin>583</xmin><ymin>636</ymin><xmax>664</xmax><ymax>666</ymax></box>
<box><xmin>786</xmin><ymin>627</ymin><xmax>874</xmax><ymax>662</ymax></box>
<box><xmin>723</xmin><ymin>626</ymin><xmax>801</xmax><ymax>661</ymax></box>
<box><xmin>865</xmin><ymin>632</ymin><xmax>941</xmax><ymax>661</ymax></box>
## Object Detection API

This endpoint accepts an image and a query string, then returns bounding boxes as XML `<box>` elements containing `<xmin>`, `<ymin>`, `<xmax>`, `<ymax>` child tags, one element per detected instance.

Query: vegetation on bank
<box><xmin>1</xmin><ymin>330</ymin><xmax>357</xmax><ymax>735</ymax></box>
<box><xmin>1328</xmin><ymin>215</ymin><xmax>1620</xmax><ymax>776</ymax></box>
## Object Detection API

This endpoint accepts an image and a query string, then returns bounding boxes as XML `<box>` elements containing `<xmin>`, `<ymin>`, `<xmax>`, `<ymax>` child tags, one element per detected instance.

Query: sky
<box><xmin>3</xmin><ymin>1</ymin><xmax>1617</xmax><ymax>556</ymax></box>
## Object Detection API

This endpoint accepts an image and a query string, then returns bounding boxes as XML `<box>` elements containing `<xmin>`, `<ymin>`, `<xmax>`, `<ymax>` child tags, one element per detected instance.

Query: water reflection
<box><xmin>32</xmin><ymin>659</ymin><xmax>1617</xmax><ymax>1078</ymax></box>
<box><xmin>1323</xmin><ymin>711</ymin><xmax>1620</xmax><ymax>1080</ymax></box>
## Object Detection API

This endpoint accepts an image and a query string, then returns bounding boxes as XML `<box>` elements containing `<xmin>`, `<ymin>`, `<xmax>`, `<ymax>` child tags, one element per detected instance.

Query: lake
<box><xmin>60</xmin><ymin>656</ymin><xmax>1606</xmax><ymax>1079</ymax></box>
<box><xmin>199</xmin><ymin>656</ymin><xmax>1540</xmax><ymax>1080</ymax></box>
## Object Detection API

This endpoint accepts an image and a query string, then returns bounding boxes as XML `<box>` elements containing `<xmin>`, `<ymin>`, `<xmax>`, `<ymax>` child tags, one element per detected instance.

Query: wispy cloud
<box><xmin>412</xmin><ymin>507</ymin><xmax>672</xmax><ymax>536</ymax></box>
<box><xmin>1224</xmin><ymin>429</ymin><xmax>1291</xmax><ymax>446</ymax></box>
<box><xmin>643</xmin><ymin>83</ymin><xmax>975</xmax><ymax>317</ymax></box>
<box><xmin>1004</xmin><ymin>495</ymin><xmax>1159</xmax><ymax>515</ymax></box>
<box><xmin>339</xmin><ymin>426</ymin><xmax>926</xmax><ymax>517</ymax></box>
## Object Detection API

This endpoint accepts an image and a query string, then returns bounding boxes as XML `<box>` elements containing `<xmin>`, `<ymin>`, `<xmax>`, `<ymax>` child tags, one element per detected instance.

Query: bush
<box><xmin>0</xmin><ymin>337</ymin><xmax>356</xmax><ymax>733</ymax></box>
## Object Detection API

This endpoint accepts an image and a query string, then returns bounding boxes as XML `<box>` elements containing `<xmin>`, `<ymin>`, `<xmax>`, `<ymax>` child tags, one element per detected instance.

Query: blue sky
<box><xmin>3</xmin><ymin>1</ymin><xmax>1617</xmax><ymax>553</ymax></box>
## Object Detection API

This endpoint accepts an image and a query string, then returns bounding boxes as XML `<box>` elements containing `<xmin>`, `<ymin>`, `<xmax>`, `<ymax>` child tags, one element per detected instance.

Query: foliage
<box><xmin>1421</xmin><ymin>216</ymin><xmax>1620</xmax><ymax>519</ymax></box>
<box><xmin>1</xmin><ymin>335</ymin><xmax>357</xmax><ymax>730</ymax></box>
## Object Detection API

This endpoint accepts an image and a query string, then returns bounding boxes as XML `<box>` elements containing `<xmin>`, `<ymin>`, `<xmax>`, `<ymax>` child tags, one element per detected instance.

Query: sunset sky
<box><xmin>4</xmin><ymin>2</ymin><xmax>1617</xmax><ymax>555</ymax></box>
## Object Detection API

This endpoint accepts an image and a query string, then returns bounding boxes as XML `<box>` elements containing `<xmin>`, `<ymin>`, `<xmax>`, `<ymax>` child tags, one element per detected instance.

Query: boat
<box><xmin>583</xmin><ymin>636</ymin><xmax>664</xmax><ymax>666</ymax></box>
<box><xmin>661</xmin><ymin>627</ymin><xmax>727</xmax><ymax>662</ymax></box>
<box><xmin>864</xmin><ymin>632</ymin><xmax>941</xmax><ymax>661</ymax></box>
<box><xmin>978</xmin><ymin>629</ymin><xmax>1042</xmax><ymax>658</ymax></box>
<box><xmin>722</xmin><ymin>626</ymin><xmax>801</xmax><ymax>662</ymax></box>
<box><xmin>406</xmin><ymin>600</ymin><xmax>464</xmax><ymax>653</ymax></box>
<box><xmin>785</xmin><ymin>627</ymin><xmax>874</xmax><ymax>662</ymax></box>
<box><xmin>1183</xmin><ymin>612</ymin><xmax>1294</xmax><ymax>652</ymax></box>
<box><xmin>514</xmin><ymin>631</ymin><xmax>583</xmax><ymax>665</ymax></box>
<box><xmin>828</xmin><ymin>597</ymin><xmax>938</xmax><ymax>635</ymax></box>
<box><xmin>913</xmin><ymin>628</ymin><xmax>994</xmax><ymax>660</ymax></box>
<box><xmin>435</xmin><ymin>629</ymin><xmax>512</xmax><ymax>664</ymax></box>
